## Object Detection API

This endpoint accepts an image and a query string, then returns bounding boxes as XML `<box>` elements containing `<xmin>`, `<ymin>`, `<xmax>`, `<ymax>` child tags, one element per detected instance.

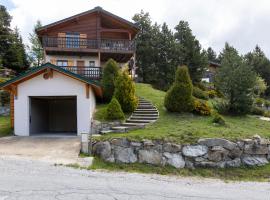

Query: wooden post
<box><xmin>128</xmin><ymin>32</ymin><xmax>131</xmax><ymax>40</ymax></box>
<box><xmin>98</xmin><ymin>52</ymin><xmax>101</xmax><ymax>67</ymax></box>
<box><xmin>85</xmin><ymin>84</ymin><xmax>90</xmax><ymax>99</ymax></box>
<box><xmin>10</xmin><ymin>92</ymin><xmax>14</xmax><ymax>129</ymax></box>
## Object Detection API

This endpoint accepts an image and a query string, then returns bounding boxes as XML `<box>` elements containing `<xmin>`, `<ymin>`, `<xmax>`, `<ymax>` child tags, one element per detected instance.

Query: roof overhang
<box><xmin>0</xmin><ymin>63</ymin><xmax>103</xmax><ymax>98</ymax></box>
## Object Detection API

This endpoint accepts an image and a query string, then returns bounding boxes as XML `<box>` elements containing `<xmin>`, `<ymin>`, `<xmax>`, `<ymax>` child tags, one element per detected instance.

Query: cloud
<box><xmin>4</xmin><ymin>0</ymin><xmax>270</xmax><ymax>57</ymax></box>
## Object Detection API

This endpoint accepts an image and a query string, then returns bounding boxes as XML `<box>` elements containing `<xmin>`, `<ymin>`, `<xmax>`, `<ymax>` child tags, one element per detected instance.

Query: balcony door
<box><xmin>77</xmin><ymin>60</ymin><xmax>85</xmax><ymax>76</ymax></box>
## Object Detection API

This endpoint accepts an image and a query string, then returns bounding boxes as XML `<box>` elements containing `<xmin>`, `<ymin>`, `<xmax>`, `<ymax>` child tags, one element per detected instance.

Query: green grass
<box><xmin>90</xmin><ymin>157</ymin><xmax>270</xmax><ymax>182</ymax></box>
<box><xmin>97</xmin><ymin>83</ymin><xmax>270</xmax><ymax>143</ymax></box>
<box><xmin>0</xmin><ymin>116</ymin><xmax>12</xmax><ymax>137</ymax></box>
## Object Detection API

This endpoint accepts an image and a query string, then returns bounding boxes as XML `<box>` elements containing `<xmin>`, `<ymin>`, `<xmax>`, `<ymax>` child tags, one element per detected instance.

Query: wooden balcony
<box><xmin>42</xmin><ymin>36</ymin><xmax>136</xmax><ymax>54</ymax></box>
<box><xmin>61</xmin><ymin>66</ymin><xmax>102</xmax><ymax>80</ymax></box>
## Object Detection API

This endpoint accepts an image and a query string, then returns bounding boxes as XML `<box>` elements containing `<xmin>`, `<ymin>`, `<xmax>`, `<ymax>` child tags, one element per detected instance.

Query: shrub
<box><xmin>194</xmin><ymin>82</ymin><xmax>207</xmax><ymax>91</ymax></box>
<box><xmin>212</xmin><ymin>112</ymin><xmax>226</xmax><ymax>125</ymax></box>
<box><xmin>264</xmin><ymin>100</ymin><xmax>270</xmax><ymax>109</ymax></box>
<box><xmin>114</xmin><ymin>70</ymin><xmax>138</xmax><ymax>113</ymax></box>
<box><xmin>105</xmin><ymin>97</ymin><xmax>125</xmax><ymax>120</ymax></box>
<box><xmin>212</xmin><ymin>98</ymin><xmax>229</xmax><ymax>114</ymax></box>
<box><xmin>255</xmin><ymin>98</ymin><xmax>264</xmax><ymax>107</ymax></box>
<box><xmin>263</xmin><ymin>111</ymin><xmax>270</xmax><ymax>118</ymax></box>
<box><xmin>193</xmin><ymin>86</ymin><xmax>209</xmax><ymax>100</ymax></box>
<box><xmin>101</xmin><ymin>59</ymin><xmax>120</xmax><ymax>102</ymax></box>
<box><xmin>207</xmin><ymin>90</ymin><xmax>218</xmax><ymax>99</ymax></box>
<box><xmin>164</xmin><ymin>66</ymin><xmax>194</xmax><ymax>112</ymax></box>
<box><xmin>250</xmin><ymin>106</ymin><xmax>265</xmax><ymax>116</ymax></box>
<box><xmin>193</xmin><ymin>99</ymin><xmax>211</xmax><ymax>115</ymax></box>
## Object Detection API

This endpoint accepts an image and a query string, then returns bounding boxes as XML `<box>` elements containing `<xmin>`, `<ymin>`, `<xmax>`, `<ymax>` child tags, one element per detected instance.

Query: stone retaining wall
<box><xmin>92</xmin><ymin>135</ymin><xmax>270</xmax><ymax>168</ymax></box>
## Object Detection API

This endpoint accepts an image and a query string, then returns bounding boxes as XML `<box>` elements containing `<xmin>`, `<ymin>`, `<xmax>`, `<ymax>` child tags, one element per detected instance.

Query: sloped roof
<box><xmin>36</xmin><ymin>6</ymin><xmax>139</xmax><ymax>33</ymax></box>
<box><xmin>0</xmin><ymin>63</ymin><xmax>103</xmax><ymax>98</ymax></box>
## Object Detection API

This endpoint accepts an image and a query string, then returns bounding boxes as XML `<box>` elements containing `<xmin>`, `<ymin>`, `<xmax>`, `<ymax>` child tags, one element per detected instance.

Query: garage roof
<box><xmin>0</xmin><ymin>63</ymin><xmax>103</xmax><ymax>98</ymax></box>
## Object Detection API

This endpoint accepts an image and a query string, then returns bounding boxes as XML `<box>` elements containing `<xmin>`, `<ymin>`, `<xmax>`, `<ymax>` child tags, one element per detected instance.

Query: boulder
<box><xmin>225</xmin><ymin>158</ymin><xmax>241</xmax><ymax>168</ymax></box>
<box><xmin>228</xmin><ymin>147</ymin><xmax>243</xmax><ymax>159</ymax></box>
<box><xmin>208</xmin><ymin>146</ymin><xmax>228</xmax><ymax>162</ymax></box>
<box><xmin>93</xmin><ymin>141</ymin><xmax>112</xmax><ymax>160</ymax></box>
<box><xmin>163</xmin><ymin>152</ymin><xmax>185</xmax><ymax>168</ymax></box>
<box><xmin>182</xmin><ymin>145</ymin><xmax>208</xmax><ymax>157</ymax></box>
<box><xmin>130</xmin><ymin>141</ymin><xmax>142</xmax><ymax>147</ymax></box>
<box><xmin>111</xmin><ymin>138</ymin><xmax>129</xmax><ymax>147</ymax></box>
<box><xmin>114</xmin><ymin>146</ymin><xmax>137</xmax><ymax>163</ymax></box>
<box><xmin>244</xmin><ymin>144</ymin><xmax>268</xmax><ymax>155</ymax></box>
<box><xmin>163</xmin><ymin>143</ymin><xmax>182</xmax><ymax>153</ymax></box>
<box><xmin>241</xmin><ymin>155</ymin><xmax>269</xmax><ymax>166</ymax></box>
<box><xmin>138</xmin><ymin>150</ymin><xmax>162</xmax><ymax>165</ymax></box>
<box><xmin>195</xmin><ymin>161</ymin><xmax>225</xmax><ymax>168</ymax></box>
<box><xmin>143</xmin><ymin>140</ymin><xmax>155</xmax><ymax>149</ymax></box>
<box><xmin>198</xmin><ymin>138</ymin><xmax>236</xmax><ymax>150</ymax></box>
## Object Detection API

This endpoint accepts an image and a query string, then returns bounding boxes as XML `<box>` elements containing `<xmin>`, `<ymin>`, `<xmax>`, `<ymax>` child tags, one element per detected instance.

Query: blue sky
<box><xmin>2</xmin><ymin>0</ymin><xmax>270</xmax><ymax>57</ymax></box>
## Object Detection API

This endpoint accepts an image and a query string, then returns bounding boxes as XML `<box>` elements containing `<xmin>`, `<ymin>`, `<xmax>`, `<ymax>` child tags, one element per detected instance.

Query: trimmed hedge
<box><xmin>105</xmin><ymin>97</ymin><xmax>125</xmax><ymax>120</ymax></box>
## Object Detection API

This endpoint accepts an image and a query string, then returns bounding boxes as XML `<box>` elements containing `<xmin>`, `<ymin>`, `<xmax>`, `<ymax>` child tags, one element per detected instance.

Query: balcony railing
<box><xmin>42</xmin><ymin>37</ymin><xmax>136</xmax><ymax>52</ymax></box>
<box><xmin>61</xmin><ymin>66</ymin><xmax>102</xmax><ymax>80</ymax></box>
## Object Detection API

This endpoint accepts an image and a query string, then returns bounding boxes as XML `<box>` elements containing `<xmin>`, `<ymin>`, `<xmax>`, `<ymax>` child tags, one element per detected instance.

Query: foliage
<box><xmin>253</xmin><ymin>75</ymin><xmax>267</xmax><ymax>97</ymax></box>
<box><xmin>212</xmin><ymin>112</ymin><xmax>226</xmax><ymax>125</ymax></box>
<box><xmin>101</xmin><ymin>59</ymin><xmax>120</xmax><ymax>102</ymax></box>
<box><xmin>105</xmin><ymin>97</ymin><xmax>125</xmax><ymax>120</ymax></box>
<box><xmin>263</xmin><ymin>111</ymin><xmax>270</xmax><ymax>118</ymax></box>
<box><xmin>114</xmin><ymin>70</ymin><xmax>137</xmax><ymax>113</ymax></box>
<box><xmin>207</xmin><ymin>90</ymin><xmax>218</xmax><ymax>99</ymax></box>
<box><xmin>164</xmin><ymin>66</ymin><xmax>194</xmax><ymax>112</ymax></box>
<box><xmin>0</xmin><ymin>116</ymin><xmax>11</xmax><ymax>137</ymax></box>
<box><xmin>0</xmin><ymin>90</ymin><xmax>9</xmax><ymax>106</ymax></box>
<box><xmin>193</xmin><ymin>99</ymin><xmax>211</xmax><ymax>115</ymax></box>
<box><xmin>250</xmin><ymin>106</ymin><xmax>265</xmax><ymax>116</ymax></box>
<box><xmin>215</xmin><ymin>43</ymin><xmax>257</xmax><ymax>115</ymax></box>
<box><xmin>28</xmin><ymin>20</ymin><xmax>44</xmax><ymax>66</ymax></box>
<box><xmin>206</xmin><ymin>47</ymin><xmax>219</xmax><ymax>63</ymax></box>
<box><xmin>0</xmin><ymin>5</ymin><xmax>29</xmax><ymax>72</ymax></box>
<box><xmin>245</xmin><ymin>45</ymin><xmax>270</xmax><ymax>96</ymax></box>
<box><xmin>255</xmin><ymin>97</ymin><xmax>264</xmax><ymax>107</ymax></box>
<box><xmin>193</xmin><ymin>86</ymin><xmax>209</xmax><ymax>100</ymax></box>
<box><xmin>174</xmin><ymin>21</ymin><xmax>208</xmax><ymax>82</ymax></box>
<box><xmin>211</xmin><ymin>98</ymin><xmax>229</xmax><ymax>114</ymax></box>
<box><xmin>264</xmin><ymin>100</ymin><xmax>270</xmax><ymax>109</ymax></box>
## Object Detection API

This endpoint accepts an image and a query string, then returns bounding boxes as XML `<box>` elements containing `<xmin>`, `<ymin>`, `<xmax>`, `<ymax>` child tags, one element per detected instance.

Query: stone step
<box><xmin>126</xmin><ymin>119</ymin><xmax>156</xmax><ymax>124</ymax></box>
<box><xmin>132</xmin><ymin>113</ymin><xmax>159</xmax><ymax>117</ymax></box>
<box><xmin>121</xmin><ymin>122</ymin><xmax>145</xmax><ymax>128</ymax></box>
<box><xmin>130</xmin><ymin>116</ymin><xmax>158</xmax><ymax>120</ymax></box>
<box><xmin>135</xmin><ymin>108</ymin><xmax>157</xmax><ymax>111</ymax></box>
<box><xmin>111</xmin><ymin>126</ymin><xmax>129</xmax><ymax>133</ymax></box>
<box><xmin>138</xmin><ymin>103</ymin><xmax>152</xmax><ymax>107</ymax></box>
<box><xmin>99</xmin><ymin>130</ymin><xmax>114</xmax><ymax>135</ymax></box>
<box><xmin>137</xmin><ymin>106</ymin><xmax>155</xmax><ymax>110</ymax></box>
<box><xmin>133</xmin><ymin>111</ymin><xmax>159</xmax><ymax>114</ymax></box>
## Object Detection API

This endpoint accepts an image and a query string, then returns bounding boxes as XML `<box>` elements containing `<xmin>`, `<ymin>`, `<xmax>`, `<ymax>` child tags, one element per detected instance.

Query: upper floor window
<box><xmin>57</xmin><ymin>60</ymin><xmax>68</xmax><ymax>67</ymax></box>
<box><xmin>66</xmin><ymin>33</ymin><xmax>80</xmax><ymax>48</ymax></box>
<box><xmin>89</xmin><ymin>61</ymin><xmax>95</xmax><ymax>67</ymax></box>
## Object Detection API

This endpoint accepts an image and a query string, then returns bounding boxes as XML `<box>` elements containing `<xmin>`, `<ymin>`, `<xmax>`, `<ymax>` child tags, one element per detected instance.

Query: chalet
<box><xmin>202</xmin><ymin>61</ymin><xmax>221</xmax><ymax>83</ymax></box>
<box><xmin>0</xmin><ymin>7</ymin><xmax>139</xmax><ymax>136</ymax></box>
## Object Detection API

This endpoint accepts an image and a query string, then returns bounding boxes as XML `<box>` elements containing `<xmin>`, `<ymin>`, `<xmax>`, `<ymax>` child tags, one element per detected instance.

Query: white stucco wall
<box><xmin>14</xmin><ymin>71</ymin><xmax>96</xmax><ymax>136</ymax></box>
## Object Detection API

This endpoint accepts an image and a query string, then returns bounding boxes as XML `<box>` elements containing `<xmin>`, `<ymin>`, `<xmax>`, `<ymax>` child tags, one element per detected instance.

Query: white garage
<box><xmin>0</xmin><ymin>63</ymin><xmax>102</xmax><ymax>136</ymax></box>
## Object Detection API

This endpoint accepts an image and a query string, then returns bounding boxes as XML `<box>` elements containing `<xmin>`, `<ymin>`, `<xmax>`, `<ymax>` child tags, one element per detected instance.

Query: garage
<box><xmin>29</xmin><ymin>96</ymin><xmax>77</xmax><ymax>135</ymax></box>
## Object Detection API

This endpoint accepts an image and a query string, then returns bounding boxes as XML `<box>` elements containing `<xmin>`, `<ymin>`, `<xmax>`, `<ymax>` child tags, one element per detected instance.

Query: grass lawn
<box><xmin>97</xmin><ymin>83</ymin><xmax>270</xmax><ymax>144</ymax></box>
<box><xmin>90</xmin><ymin>158</ymin><xmax>270</xmax><ymax>182</ymax></box>
<box><xmin>0</xmin><ymin>116</ymin><xmax>12</xmax><ymax>137</ymax></box>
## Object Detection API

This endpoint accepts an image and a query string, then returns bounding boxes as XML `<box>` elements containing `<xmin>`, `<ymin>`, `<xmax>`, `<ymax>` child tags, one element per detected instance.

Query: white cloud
<box><xmin>5</xmin><ymin>0</ymin><xmax>270</xmax><ymax>57</ymax></box>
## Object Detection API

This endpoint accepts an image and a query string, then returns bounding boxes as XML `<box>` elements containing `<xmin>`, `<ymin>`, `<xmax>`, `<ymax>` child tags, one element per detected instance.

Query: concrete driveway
<box><xmin>0</xmin><ymin>136</ymin><xmax>81</xmax><ymax>164</ymax></box>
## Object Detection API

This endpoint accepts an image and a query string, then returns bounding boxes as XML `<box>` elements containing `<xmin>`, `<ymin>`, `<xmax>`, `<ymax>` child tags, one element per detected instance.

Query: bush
<box><xmin>207</xmin><ymin>90</ymin><xmax>218</xmax><ymax>99</ymax></box>
<box><xmin>193</xmin><ymin>86</ymin><xmax>209</xmax><ymax>100</ymax></box>
<box><xmin>164</xmin><ymin>66</ymin><xmax>194</xmax><ymax>112</ymax></box>
<box><xmin>114</xmin><ymin>70</ymin><xmax>138</xmax><ymax>113</ymax></box>
<box><xmin>101</xmin><ymin>59</ymin><xmax>120</xmax><ymax>102</ymax></box>
<box><xmin>263</xmin><ymin>111</ymin><xmax>270</xmax><ymax>118</ymax></box>
<box><xmin>193</xmin><ymin>99</ymin><xmax>211</xmax><ymax>115</ymax></box>
<box><xmin>250</xmin><ymin>106</ymin><xmax>265</xmax><ymax>116</ymax></box>
<box><xmin>212</xmin><ymin>98</ymin><xmax>229</xmax><ymax>114</ymax></box>
<box><xmin>105</xmin><ymin>97</ymin><xmax>125</xmax><ymax>120</ymax></box>
<box><xmin>264</xmin><ymin>100</ymin><xmax>270</xmax><ymax>109</ymax></box>
<box><xmin>212</xmin><ymin>112</ymin><xmax>226</xmax><ymax>125</ymax></box>
<box><xmin>255</xmin><ymin>98</ymin><xmax>264</xmax><ymax>107</ymax></box>
<box><xmin>194</xmin><ymin>82</ymin><xmax>207</xmax><ymax>91</ymax></box>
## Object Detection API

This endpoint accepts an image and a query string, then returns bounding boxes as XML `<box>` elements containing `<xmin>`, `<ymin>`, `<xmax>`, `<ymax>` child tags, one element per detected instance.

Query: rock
<box><xmin>242</xmin><ymin>139</ymin><xmax>254</xmax><ymax>145</ymax></box>
<box><xmin>93</xmin><ymin>141</ymin><xmax>112</xmax><ymax>160</ymax></box>
<box><xmin>225</xmin><ymin>158</ymin><xmax>241</xmax><ymax>168</ymax></box>
<box><xmin>111</xmin><ymin>138</ymin><xmax>129</xmax><ymax>147</ymax></box>
<box><xmin>114</xmin><ymin>146</ymin><xmax>137</xmax><ymax>163</ymax></box>
<box><xmin>163</xmin><ymin>143</ymin><xmax>182</xmax><ymax>153</ymax></box>
<box><xmin>185</xmin><ymin>159</ymin><xmax>195</xmax><ymax>169</ymax></box>
<box><xmin>138</xmin><ymin>150</ymin><xmax>162</xmax><ymax>165</ymax></box>
<box><xmin>163</xmin><ymin>152</ymin><xmax>185</xmax><ymax>168</ymax></box>
<box><xmin>244</xmin><ymin>144</ymin><xmax>269</xmax><ymax>155</ymax></box>
<box><xmin>194</xmin><ymin>156</ymin><xmax>208</xmax><ymax>162</ymax></box>
<box><xmin>208</xmin><ymin>146</ymin><xmax>228</xmax><ymax>162</ymax></box>
<box><xmin>236</xmin><ymin>141</ymin><xmax>245</xmax><ymax>149</ymax></box>
<box><xmin>130</xmin><ymin>141</ymin><xmax>142</xmax><ymax>147</ymax></box>
<box><xmin>182</xmin><ymin>145</ymin><xmax>208</xmax><ymax>157</ymax></box>
<box><xmin>198</xmin><ymin>138</ymin><xmax>236</xmax><ymax>150</ymax></box>
<box><xmin>143</xmin><ymin>140</ymin><xmax>155</xmax><ymax>149</ymax></box>
<box><xmin>195</xmin><ymin>161</ymin><xmax>225</xmax><ymax>168</ymax></box>
<box><xmin>241</xmin><ymin>155</ymin><xmax>269</xmax><ymax>166</ymax></box>
<box><xmin>228</xmin><ymin>147</ymin><xmax>242</xmax><ymax>159</ymax></box>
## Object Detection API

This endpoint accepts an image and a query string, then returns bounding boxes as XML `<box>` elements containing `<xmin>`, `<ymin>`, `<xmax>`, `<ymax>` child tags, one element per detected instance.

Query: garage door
<box><xmin>29</xmin><ymin>96</ymin><xmax>77</xmax><ymax>135</ymax></box>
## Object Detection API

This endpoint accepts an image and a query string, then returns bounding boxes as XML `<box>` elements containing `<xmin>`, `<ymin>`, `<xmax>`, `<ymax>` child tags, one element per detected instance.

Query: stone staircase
<box><xmin>100</xmin><ymin>98</ymin><xmax>159</xmax><ymax>134</ymax></box>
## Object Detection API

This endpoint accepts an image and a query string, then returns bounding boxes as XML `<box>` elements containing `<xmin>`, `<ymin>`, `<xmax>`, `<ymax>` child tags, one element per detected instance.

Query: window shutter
<box><xmin>50</xmin><ymin>58</ymin><xmax>56</xmax><ymax>65</ymax></box>
<box><xmin>68</xmin><ymin>60</ymin><xmax>74</xmax><ymax>67</ymax></box>
<box><xmin>80</xmin><ymin>34</ymin><xmax>87</xmax><ymax>48</ymax></box>
<box><xmin>58</xmin><ymin>33</ymin><xmax>66</xmax><ymax>48</ymax></box>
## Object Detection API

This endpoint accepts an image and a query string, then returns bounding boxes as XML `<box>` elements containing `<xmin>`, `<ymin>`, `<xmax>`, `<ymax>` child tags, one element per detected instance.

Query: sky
<box><xmin>2</xmin><ymin>0</ymin><xmax>270</xmax><ymax>57</ymax></box>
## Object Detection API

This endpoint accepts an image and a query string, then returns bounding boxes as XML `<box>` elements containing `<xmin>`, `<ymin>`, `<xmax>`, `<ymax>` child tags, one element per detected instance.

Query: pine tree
<box><xmin>164</xmin><ymin>66</ymin><xmax>194</xmax><ymax>112</ymax></box>
<box><xmin>101</xmin><ymin>59</ymin><xmax>120</xmax><ymax>102</ymax></box>
<box><xmin>207</xmin><ymin>47</ymin><xmax>218</xmax><ymax>62</ymax></box>
<box><xmin>174</xmin><ymin>21</ymin><xmax>208</xmax><ymax>83</ymax></box>
<box><xmin>28</xmin><ymin>20</ymin><xmax>44</xmax><ymax>66</ymax></box>
<box><xmin>105</xmin><ymin>97</ymin><xmax>125</xmax><ymax>120</ymax></box>
<box><xmin>215</xmin><ymin>43</ymin><xmax>257</xmax><ymax>114</ymax></box>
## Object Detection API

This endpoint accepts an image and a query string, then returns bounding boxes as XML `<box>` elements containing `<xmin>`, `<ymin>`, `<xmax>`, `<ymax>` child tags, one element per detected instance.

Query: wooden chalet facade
<box><xmin>37</xmin><ymin>6</ymin><xmax>139</xmax><ymax>80</ymax></box>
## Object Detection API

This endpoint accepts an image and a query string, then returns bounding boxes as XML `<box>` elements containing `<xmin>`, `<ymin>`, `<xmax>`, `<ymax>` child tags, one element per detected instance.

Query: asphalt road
<box><xmin>0</xmin><ymin>157</ymin><xmax>269</xmax><ymax>200</ymax></box>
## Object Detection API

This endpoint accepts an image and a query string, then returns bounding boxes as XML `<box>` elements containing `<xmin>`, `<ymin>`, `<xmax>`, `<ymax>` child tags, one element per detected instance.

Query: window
<box><xmin>57</xmin><ymin>60</ymin><xmax>68</xmax><ymax>67</ymax></box>
<box><xmin>66</xmin><ymin>33</ymin><xmax>80</xmax><ymax>48</ymax></box>
<box><xmin>89</xmin><ymin>61</ymin><xmax>95</xmax><ymax>67</ymax></box>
